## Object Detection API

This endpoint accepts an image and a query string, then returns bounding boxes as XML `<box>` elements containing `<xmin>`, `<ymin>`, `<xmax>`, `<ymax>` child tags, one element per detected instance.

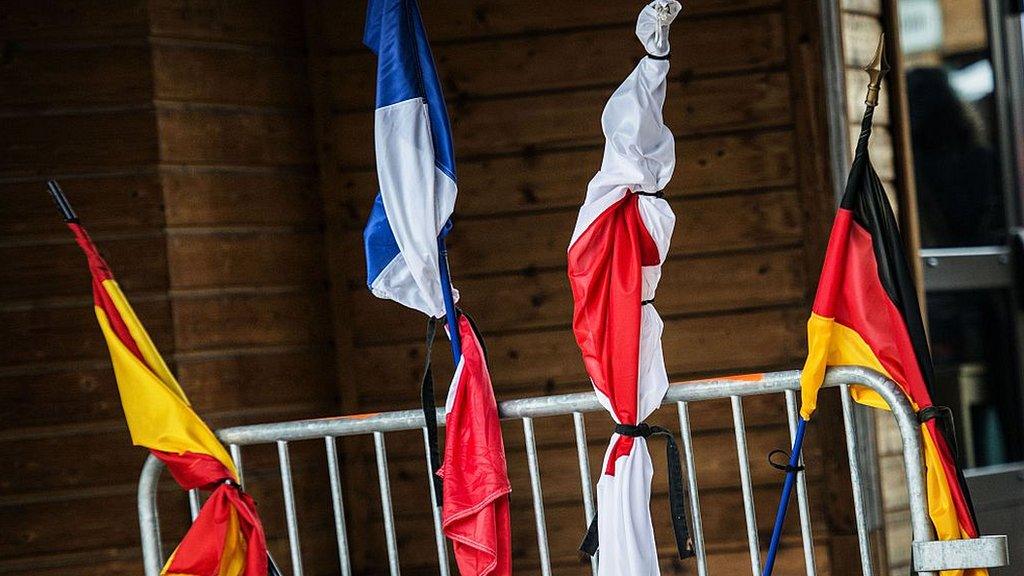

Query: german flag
<box><xmin>799</xmin><ymin>102</ymin><xmax>982</xmax><ymax>574</ymax></box>
<box><xmin>51</xmin><ymin>182</ymin><xmax>270</xmax><ymax>576</ymax></box>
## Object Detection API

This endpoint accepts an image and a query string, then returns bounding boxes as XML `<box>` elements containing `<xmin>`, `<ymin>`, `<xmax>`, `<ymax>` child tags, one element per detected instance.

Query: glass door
<box><xmin>899</xmin><ymin>0</ymin><xmax>1024</xmax><ymax>566</ymax></box>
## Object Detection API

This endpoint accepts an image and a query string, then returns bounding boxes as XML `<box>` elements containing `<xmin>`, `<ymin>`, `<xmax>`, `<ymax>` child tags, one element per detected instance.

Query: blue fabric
<box><xmin>363</xmin><ymin>193</ymin><xmax>402</xmax><ymax>286</ymax></box>
<box><xmin>364</xmin><ymin>0</ymin><xmax>456</xmax><ymax>181</ymax></box>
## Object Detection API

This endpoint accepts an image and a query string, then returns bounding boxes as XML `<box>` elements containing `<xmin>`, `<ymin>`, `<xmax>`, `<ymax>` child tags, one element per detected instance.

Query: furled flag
<box><xmin>48</xmin><ymin>182</ymin><xmax>271</xmax><ymax>576</ymax></box>
<box><xmin>362</xmin><ymin>2</ymin><xmax>511</xmax><ymax>575</ymax></box>
<box><xmin>795</xmin><ymin>39</ymin><xmax>984</xmax><ymax>576</ymax></box>
<box><xmin>438</xmin><ymin>314</ymin><xmax>512</xmax><ymax>576</ymax></box>
<box><xmin>567</xmin><ymin>3</ymin><xmax>693</xmax><ymax>574</ymax></box>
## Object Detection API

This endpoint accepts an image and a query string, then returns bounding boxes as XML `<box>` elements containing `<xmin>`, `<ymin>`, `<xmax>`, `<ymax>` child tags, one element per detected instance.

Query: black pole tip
<box><xmin>46</xmin><ymin>180</ymin><xmax>78</xmax><ymax>222</ymax></box>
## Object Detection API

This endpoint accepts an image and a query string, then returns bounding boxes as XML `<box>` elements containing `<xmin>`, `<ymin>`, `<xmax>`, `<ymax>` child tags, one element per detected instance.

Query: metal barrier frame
<box><xmin>138</xmin><ymin>366</ymin><xmax>1008</xmax><ymax>575</ymax></box>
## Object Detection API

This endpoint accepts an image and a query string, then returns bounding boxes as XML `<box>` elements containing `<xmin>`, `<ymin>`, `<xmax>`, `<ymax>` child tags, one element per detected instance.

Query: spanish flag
<box><xmin>799</xmin><ymin>106</ymin><xmax>982</xmax><ymax>575</ymax></box>
<box><xmin>52</xmin><ymin>182</ymin><xmax>270</xmax><ymax>576</ymax></box>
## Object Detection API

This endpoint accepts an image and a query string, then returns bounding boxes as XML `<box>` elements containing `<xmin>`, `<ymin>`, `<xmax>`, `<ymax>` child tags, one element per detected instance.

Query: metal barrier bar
<box><xmin>229</xmin><ymin>443</ymin><xmax>244</xmax><ymax>485</ymax></box>
<box><xmin>677</xmin><ymin>401</ymin><xmax>708</xmax><ymax>576</ymax></box>
<box><xmin>784</xmin><ymin>390</ymin><xmax>817</xmax><ymax>576</ymax></box>
<box><xmin>523</xmin><ymin>417</ymin><xmax>552</xmax><ymax>576</ymax></box>
<box><xmin>374</xmin><ymin>431</ymin><xmax>401</xmax><ymax>576</ymax></box>
<box><xmin>572</xmin><ymin>412</ymin><xmax>598</xmax><ymax>575</ymax></box>
<box><xmin>325</xmin><ymin>436</ymin><xmax>353</xmax><ymax>576</ymax></box>
<box><xmin>188</xmin><ymin>489</ymin><xmax>200</xmax><ymax>521</ymax></box>
<box><xmin>139</xmin><ymin>367</ymin><xmax>1008</xmax><ymax>576</ymax></box>
<box><xmin>841</xmin><ymin>385</ymin><xmax>875</xmax><ymax>576</ymax></box>
<box><xmin>277</xmin><ymin>440</ymin><xmax>305</xmax><ymax>576</ymax></box>
<box><xmin>732</xmin><ymin>395</ymin><xmax>761</xmax><ymax>576</ymax></box>
<box><xmin>422</xmin><ymin>426</ymin><xmax>450</xmax><ymax>576</ymax></box>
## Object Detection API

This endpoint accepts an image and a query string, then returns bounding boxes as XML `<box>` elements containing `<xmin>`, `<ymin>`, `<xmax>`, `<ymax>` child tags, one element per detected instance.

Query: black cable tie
<box><xmin>641</xmin><ymin>298</ymin><xmax>655</xmax><ymax>306</ymax></box>
<box><xmin>647</xmin><ymin>52</ymin><xmax>671</xmax><ymax>60</ymax></box>
<box><xmin>632</xmin><ymin>190</ymin><xmax>665</xmax><ymax>198</ymax></box>
<box><xmin>768</xmin><ymin>449</ymin><xmax>805</xmax><ymax>473</ymax></box>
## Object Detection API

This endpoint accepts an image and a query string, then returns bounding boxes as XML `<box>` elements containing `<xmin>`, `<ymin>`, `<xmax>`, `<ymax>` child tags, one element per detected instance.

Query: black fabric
<box><xmin>421</xmin><ymin>317</ymin><xmax>444</xmax><ymax>504</ymax></box>
<box><xmin>579</xmin><ymin>423</ymin><xmax>695</xmax><ymax>560</ymax></box>
<box><xmin>767</xmin><ymin>449</ymin><xmax>805</xmax><ymax>473</ymax></box>
<box><xmin>647</xmin><ymin>52</ymin><xmax>671</xmax><ymax>60</ymax></box>
<box><xmin>641</xmin><ymin>298</ymin><xmax>655</xmax><ymax>306</ymax></box>
<box><xmin>633</xmin><ymin>190</ymin><xmax>665</xmax><ymax>198</ymax></box>
<box><xmin>841</xmin><ymin>106</ymin><xmax>979</xmax><ymax>527</ymax></box>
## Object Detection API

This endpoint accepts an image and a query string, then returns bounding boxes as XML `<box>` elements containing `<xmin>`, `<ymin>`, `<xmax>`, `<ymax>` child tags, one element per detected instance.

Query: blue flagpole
<box><xmin>438</xmin><ymin>236</ymin><xmax>462</xmax><ymax>364</ymax></box>
<box><xmin>762</xmin><ymin>417</ymin><xmax>808</xmax><ymax>576</ymax></box>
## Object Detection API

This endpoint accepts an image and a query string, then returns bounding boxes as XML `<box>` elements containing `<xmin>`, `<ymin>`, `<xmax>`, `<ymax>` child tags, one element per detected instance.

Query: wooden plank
<box><xmin>841</xmin><ymin>13</ymin><xmax>883</xmax><ymax>68</ymax></box>
<box><xmin>156</xmin><ymin>107</ymin><xmax>314</xmax><ymax>167</ymax></box>
<box><xmin>329</xmin><ymin>129</ymin><xmax>798</xmax><ymax>227</ymax></box>
<box><xmin>350</xmin><ymin>247</ymin><xmax>806</xmax><ymax>344</ymax></box>
<box><xmin>0</xmin><ymin>235</ymin><xmax>168</xmax><ymax>301</ymax></box>
<box><xmin>355</xmin><ymin>306</ymin><xmax>806</xmax><ymax>405</ymax></box>
<box><xmin>0</xmin><ymin>45</ymin><xmax>152</xmax><ymax>109</ymax></box>
<box><xmin>440</xmin><ymin>189</ymin><xmax>804</xmax><ymax>277</ymax></box>
<box><xmin>0</xmin><ymin>299</ymin><xmax>173</xmax><ymax>367</ymax></box>
<box><xmin>0</xmin><ymin>174</ymin><xmax>163</xmax><ymax>237</ymax></box>
<box><xmin>0</xmin><ymin>1</ymin><xmax>148</xmax><ymax>42</ymax></box>
<box><xmin>165</xmin><ymin>230</ymin><xmax>324</xmax><ymax>290</ymax></box>
<box><xmin>310</xmin><ymin>0</ymin><xmax>783</xmax><ymax>51</ymax></box>
<box><xmin>0</xmin><ymin>348</ymin><xmax>333</xmax><ymax>429</ymax></box>
<box><xmin>0</xmin><ymin>111</ymin><xmax>158</xmax><ymax>177</ymax></box>
<box><xmin>152</xmin><ymin>44</ymin><xmax>310</xmax><ymax>108</ymax></box>
<box><xmin>147</xmin><ymin>0</ymin><xmax>307</xmax><ymax>47</ymax></box>
<box><xmin>161</xmin><ymin>171</ymin><xmax>320</xmax><ymax>227</ymax></box>
<box><xmin>333</xmin><ymin>71</ymin><xmax>792</xmax><ymax>167</ymax></box>
<box><xmin>171</xmin><ymin>291</ymin><xmax>330</xmax><ymax>351</ymax></box>
<box><xmin>841</xmin><ymin>0</ymin><xmax>883</xmax><ymax>15</ymax></box>
<box><xmin>328</xmin><ymin>12</ymin><xmax>787</xmax><ymax>111</ymax></box>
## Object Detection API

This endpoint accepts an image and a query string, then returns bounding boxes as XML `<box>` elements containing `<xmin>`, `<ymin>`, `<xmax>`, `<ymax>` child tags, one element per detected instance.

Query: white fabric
<box><xmin>569</xmin><ymin>3</ymin><xmax>680</xmax><ymax>574</ymax></box>
<box><xmin>372</xmin><ymin>97</ymin><xmax>459</xmax><ymax>317</ymax></box>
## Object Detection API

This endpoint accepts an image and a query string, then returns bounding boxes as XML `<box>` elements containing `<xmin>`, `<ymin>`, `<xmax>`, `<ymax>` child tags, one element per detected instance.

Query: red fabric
<box><xmin>813</xmin><ymin>209</ymin><xmax>977</xmax><ymax>536</ymax></box>
<box><xmin>154</xmin><ymin>451</ymin><xmax>270</xmax><ymax>576</ymax></box>
<box><xmin>567</xmin><ymin>194</ymin><xmax>660</xmax><ymax>475</ymax></box>
<box><xmin>438</xmin><ymin>315</ymin><xmax>512</xmax><ymax>576</ymax></box>
<box><xmin>69</xmin><ymin>223</ymin><xmax>144</xmax><ymax>360</ymax></box>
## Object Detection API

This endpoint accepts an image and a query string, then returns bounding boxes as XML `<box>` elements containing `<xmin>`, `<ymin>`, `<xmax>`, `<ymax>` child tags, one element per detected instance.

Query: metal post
<box><xmin>785</xmin><ymin>390</ymin><xmax>817</xmax><ymax>576</ymax></box>
<box><xmin>523</xmin><ymin>417</ymin><xmax>552</xmax><ymax>576</ymax></box>
<box><xmin>677</xmin><ymin>401</ymin><xmax>708</xmax><ymax>576</ymax></box>
<box><xmin>325</xmin><ymin>436</ymin><xmax>353</xmax><ymax>576</ymax></box>
<box><xmin>374</xmin><ymin>431</ymin><xmax>401</xmax><ymax>576</ymax></box>
<box><xmin>732</xmin><ymin>396</ymin><xmax>762</xmax><ymax>576</ymax></box>
<box><xmin>423</xmin><ymin>426</ymin><xmax>451</xmax><ymax>576</ymax></box>
<box><xmin>277</xmin><ymin>440</ymin><xmax>305</xmax><ymax>576</ymax></box>
<box><xmin>572</xmin><ymin>412</ymin><xmax>598</xmax><ymax>575</ymax></box>
<box><xmin>841</xmin><ymin>385</ymin><xmax>875</xmax><ymax>576</ymax></box>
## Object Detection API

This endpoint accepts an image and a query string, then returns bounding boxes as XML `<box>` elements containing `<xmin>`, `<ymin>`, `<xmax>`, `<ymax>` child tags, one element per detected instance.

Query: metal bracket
<box><xmin>912</xmin><ymin>535</ymin><xmax>1009</xmax><ymax>571</ymax></box>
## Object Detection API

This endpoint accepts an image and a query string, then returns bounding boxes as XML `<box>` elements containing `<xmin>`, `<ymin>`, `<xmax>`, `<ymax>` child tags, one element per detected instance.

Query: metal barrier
<box><xmin>138</xmin><ymin>366</ymin><xmax>1008</xmax><ymax>575</ymax></box>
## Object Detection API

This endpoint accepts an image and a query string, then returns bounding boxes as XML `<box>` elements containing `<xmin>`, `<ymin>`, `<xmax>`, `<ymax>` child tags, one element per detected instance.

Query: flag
<box><xmin>438</xmin><ymin>314</ymin><xmax>512</xmax><ymax>576</ymax></box>
<box><xmin>798</xmin><ymin>95</ymin><xmax>983</xmax><ymax>574</ymax></box>
<box><xmin>53</xmin><ymin>183</ymin><xmax>269</xmax><ymax>576</ymax></box>
<box><xmin>567</xmin><ymin>3</ymin><xmax>691</xmax><ymax>574</ymax></box>
<box><xmin>363</xmin><ymin>0</ymin><xmax>458</xmax><ymax>318</ymax></box>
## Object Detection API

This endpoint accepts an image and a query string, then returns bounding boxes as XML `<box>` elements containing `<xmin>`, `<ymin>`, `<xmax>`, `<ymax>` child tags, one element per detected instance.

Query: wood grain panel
<box><xmin>0</xmin><ymin>1</ymin><xmax>148</xmax><ymax>42</ymax></box>
<box><xmin>161</xmin><ymin>171</ymin><xmax>319</xmax><ymax>226</ymax></box>
<box><xmin>166</xmin><ymin>230</ymin><xmax>324</xmax><ymax>290</ymax></box>
<box><xmin>329</xmin><ymin>129</ymin><xmax>798</xmax><ymax>228</ymax></box>
<box><xmin>332</xmin><ymin>72</ymin><xmax>792</xmax><ymax>167</ymax></box>
<box><xmin>328</xmin><ymin>12</ymin><xmax>787</xmax><ymax>111</ymax></box>
<box><xmin>0</xmin><ymin>45</ymin><xmax>152</xmax><ymax>109</ymax></box>
<box><xmin>311</xmin><ymin>0</ymin><xmax>782</xmax><ymax>51</ymax></box>
<box><xmin>350</xmin><ymin>247</ymin><xmax>806</xmax><ymax>344</ymax></box>
<box><xmin>147</xmin><ymin>0</ymin><xmax>307</xmax><ymax>47</ymax></box>
<box><xmin>152</xmin><ymin>44</ymin><xmax>310</xmax><ymax>108</ymax></box>
<box><xmin>171</xmin><ymin>292</ymin><xmax>330</xmax><ymax>351</ymax></box>
<box><xmin>156</xmin><ymin>107</ymin><xmax>314</xmax><ymax>167</ymax></box>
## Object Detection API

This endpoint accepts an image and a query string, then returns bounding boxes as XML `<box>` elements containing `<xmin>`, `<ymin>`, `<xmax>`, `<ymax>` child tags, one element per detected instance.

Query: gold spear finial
<box><xmin>864</xmin><ymin>33</ymin><xmax>890</xmax><ymax>107</ymax></box>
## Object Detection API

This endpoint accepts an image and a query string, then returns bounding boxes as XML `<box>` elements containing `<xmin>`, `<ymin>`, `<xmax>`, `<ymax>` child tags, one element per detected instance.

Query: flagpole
<box><xmin>761</xmin><ymin>34</ymin><xmax>887</xmax><ymax>576</ymax></box>
<box><xmin>438</xmin><ymin>236</ymin><xmax>462</xmax><ymax>364</ymax></box>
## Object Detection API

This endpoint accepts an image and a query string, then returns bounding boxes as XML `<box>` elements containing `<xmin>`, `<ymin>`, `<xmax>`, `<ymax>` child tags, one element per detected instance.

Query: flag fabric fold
<box><xmin>438</xmin><ymin>314</ymin><xmax>512</xmax><ymax>576</ymax></box>
<box><xmin>67</xmin><ymin>220</ymin><xmax>269</xmax><ymax>576</ymax></box>
<box><xmin>799</xmin><ymin>108</ymin><xmax>984</xmax><ymax>575</ymax></box>
<box><xmin>363</xmin><ymin>0</ymin><xmax>458</xmax><ymax>318</ymax></box>
<box><xmin>567</xmin><ymin>3</ymin><xmax>691</xmax><ymax>574</ymax></box>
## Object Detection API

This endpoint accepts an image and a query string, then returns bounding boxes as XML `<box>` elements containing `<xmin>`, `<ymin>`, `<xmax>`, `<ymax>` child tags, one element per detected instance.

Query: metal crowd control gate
<box><xmin>138</xmin><ymin>366</ymin><xmax>1009</xmax><ymax>575</ymax></box>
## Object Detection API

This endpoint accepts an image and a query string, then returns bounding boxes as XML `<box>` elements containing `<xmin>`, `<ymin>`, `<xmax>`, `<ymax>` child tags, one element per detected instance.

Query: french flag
<box><xmin>363</xmin><ymin>0</ymin><xmax>458</xmax><ymax>317</ymax></box>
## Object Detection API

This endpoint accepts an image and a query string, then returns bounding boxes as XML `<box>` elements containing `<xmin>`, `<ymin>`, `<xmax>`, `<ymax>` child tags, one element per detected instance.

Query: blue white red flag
<box><xmin>363</xmin><ymin>0</ymin><xmax>458</xmax><ymax>317</ymax></box>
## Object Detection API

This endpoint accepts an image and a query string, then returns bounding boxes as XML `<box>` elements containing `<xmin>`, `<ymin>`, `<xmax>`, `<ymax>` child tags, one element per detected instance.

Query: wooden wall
<box><xmin>0</xmin><ymin>2</ymin><xmax>338</xmax><ymax>574</ymax></box>
<box><xmin>0</xmin><ymin>1</ymin><xmax>873</xmax><ymax>574</ymax></box>
<box><xmin>307</xmin><ymin>0</ymin><xmax>859</xmax><ymax>574</ymax></box>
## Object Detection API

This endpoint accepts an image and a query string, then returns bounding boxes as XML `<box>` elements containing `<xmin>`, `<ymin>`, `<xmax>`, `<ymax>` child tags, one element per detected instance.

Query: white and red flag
<box><xmin>567</xmin><ymin>2</ymin><xmax>692</xmax><ymax>574</ymax></box>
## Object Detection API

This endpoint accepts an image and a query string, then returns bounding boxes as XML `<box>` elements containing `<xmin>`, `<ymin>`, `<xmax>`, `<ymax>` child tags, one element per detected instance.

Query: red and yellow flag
<box><xmin>67</xmin><ymin>219</ymin><xmax>269</xmax><ymax>576</ymax></box>
<box><xmin>800</xmin><ymin>110</ymin><xmax>982</xmax><ymax>575</ymax></box>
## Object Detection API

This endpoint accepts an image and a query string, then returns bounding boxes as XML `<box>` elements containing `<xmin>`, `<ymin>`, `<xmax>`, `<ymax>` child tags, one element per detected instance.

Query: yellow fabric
<box><xmin>160</xmin><ymin>506</ymin><xmax>246</xmax><ymax>576</ymax></box>
<box><xmin>801</xmin><ymin>313</ymin><xmax>986</xmax><ymax>576</ymax></box>
<box><xmin>96</xmin><ymin>280</ymin><xmax>236</xmax><ymax>477</ymax></box>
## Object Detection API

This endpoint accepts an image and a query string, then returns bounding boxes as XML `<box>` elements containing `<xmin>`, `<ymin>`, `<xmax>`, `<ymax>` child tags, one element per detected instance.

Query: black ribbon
<box><xmin>421</xmin><ymin>317</ymin><xmax>444</xmax><ymax>504</ymax></box>
<box><xmin>918</xmin><ymin>405</ymin><xmax>961</xmax><ymax>466</ymax></box>
<box><xmin>647</xmin><ymin>52</ymin><xmax>671</xmax><ymax>61</ymax></box>
<box><xmin>579</xmin><ymin>423</ymin><xmax>695</xmax><ymax>560</ymax></box>
<box><xmin>633</xmin><ymin>190</ymin><xmax>665</xmax><ymax>198</ymax></box>
<box><xmin>767</xmin><ymin>449</ymin><xmax>805</xmax><ymax>473</ymax></box>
